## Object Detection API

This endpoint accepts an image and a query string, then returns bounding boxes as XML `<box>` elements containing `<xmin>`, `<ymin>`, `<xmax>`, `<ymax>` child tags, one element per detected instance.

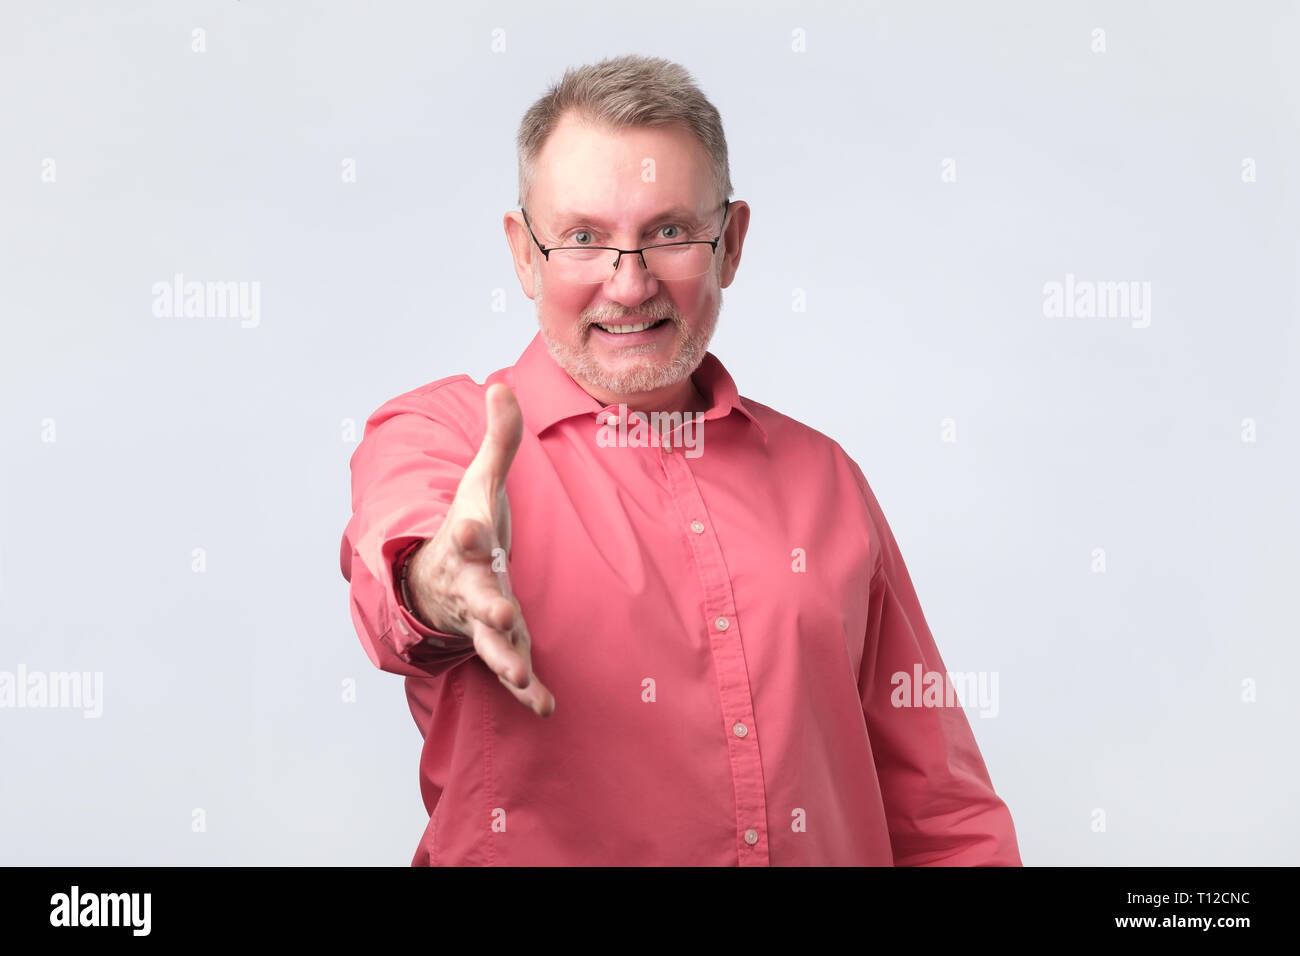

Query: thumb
<box><xmin>469</xmin><ymin>383</ymin><xmax>523</xmax><ymax>487</ymax></box>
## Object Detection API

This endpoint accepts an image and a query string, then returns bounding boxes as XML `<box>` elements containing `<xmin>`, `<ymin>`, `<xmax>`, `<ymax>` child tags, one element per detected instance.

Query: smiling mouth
<box><xmin>592</xmin><ymin>318</ymin><xmax>670</xmax><ymax>334</ymax></box>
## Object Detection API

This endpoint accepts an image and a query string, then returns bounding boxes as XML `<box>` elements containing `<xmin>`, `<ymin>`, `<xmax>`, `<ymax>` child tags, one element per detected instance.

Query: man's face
<box><xmin>506</xmin><ymin>113</ymin><xmax>748</xmax><ymax>408</ymax></box>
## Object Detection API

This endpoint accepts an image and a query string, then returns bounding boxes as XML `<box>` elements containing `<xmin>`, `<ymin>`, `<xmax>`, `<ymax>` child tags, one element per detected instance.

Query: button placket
<box><xmin>658</xmin><ymin>442</ymin><xmax>769</xmax><ymax>865</ymax></box>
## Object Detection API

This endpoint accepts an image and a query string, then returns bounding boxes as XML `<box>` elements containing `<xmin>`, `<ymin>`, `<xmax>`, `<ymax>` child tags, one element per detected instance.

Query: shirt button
<box><xmin>744</xmin><ymin>829</ymin><xmax>759</xmax><ymax>845</ymax></box>
<box><xmin>690</xmin><ymin>520</ymin><xmax>705</xmax><ymax>534</ymax></box>
<box><xmin>663</xmin><ymin>443</ymin><xmax>673</xmax><ymax>454</ymax></box>
<box><xmin>714</xmin><ymin>616</ymin><xmax>730</xmax><ymax>631</ymax></box>
<box><xmin>733</xmin><ymin>722</ymin><xmax>748</xmax><ymax>738</ymax></box>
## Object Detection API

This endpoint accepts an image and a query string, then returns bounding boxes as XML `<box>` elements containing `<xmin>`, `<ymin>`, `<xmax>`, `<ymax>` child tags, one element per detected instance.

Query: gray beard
<box><xmin>537</xmin><ymin>292</ymin><xmax>722</xmax><ymax>398</ymax></box>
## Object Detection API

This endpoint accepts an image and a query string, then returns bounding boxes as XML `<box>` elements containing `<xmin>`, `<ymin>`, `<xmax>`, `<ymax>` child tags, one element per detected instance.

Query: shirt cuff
<box><xmin>388</xmin><ymin>538</ymin><xmax>476</xmax><ymax>656</ymax></box>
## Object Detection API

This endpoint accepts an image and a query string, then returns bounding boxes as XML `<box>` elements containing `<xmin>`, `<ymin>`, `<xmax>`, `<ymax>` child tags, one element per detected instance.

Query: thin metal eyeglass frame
<box><xmin>520</xmin><ymin>199</ymin><xmax>731</xmax><ymax>283</ymax></box>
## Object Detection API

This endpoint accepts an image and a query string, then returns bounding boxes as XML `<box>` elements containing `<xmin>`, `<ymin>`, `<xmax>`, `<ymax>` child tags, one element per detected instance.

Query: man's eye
<box><xmin>565</xmin><ymin>223</ymin><xmax>686</xmax><ymax>245</ymax></box>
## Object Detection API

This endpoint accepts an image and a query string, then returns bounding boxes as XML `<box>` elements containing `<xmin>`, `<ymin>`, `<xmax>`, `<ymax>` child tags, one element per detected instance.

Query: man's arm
<box><xmin>341</xmin><ymin>382</ymin><xmax>554</xmax><ymax>715</ymax></box>
<box><xmin>851</xmin><ymin>461</ymin><xmax>1023</xmax><ymax>866</ymax></box>
<box><xmin>339</xmin><ymin>386</ymin><xmax>479</xmax><ymax>679</ymax></box>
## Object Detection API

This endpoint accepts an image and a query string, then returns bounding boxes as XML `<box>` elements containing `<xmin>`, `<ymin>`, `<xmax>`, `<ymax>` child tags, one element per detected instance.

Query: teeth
<box><xmin>596</xmin><ymin>320</ymin><xmax>660</xmax><ymax>334</ymax></box>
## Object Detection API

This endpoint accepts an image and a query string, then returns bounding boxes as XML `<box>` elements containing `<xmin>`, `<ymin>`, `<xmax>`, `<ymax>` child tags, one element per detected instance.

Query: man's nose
<box><xmin>605</xmin><ymin>250</ymin><xmax>658</xmax><ymax>302</ymax></box>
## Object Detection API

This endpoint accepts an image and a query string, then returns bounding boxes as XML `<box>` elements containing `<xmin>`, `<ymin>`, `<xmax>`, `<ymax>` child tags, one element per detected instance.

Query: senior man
<box><xmin>340</xmin><ymin>54</ymin><xmax>1022</xmax><ymax>866</ymax></box>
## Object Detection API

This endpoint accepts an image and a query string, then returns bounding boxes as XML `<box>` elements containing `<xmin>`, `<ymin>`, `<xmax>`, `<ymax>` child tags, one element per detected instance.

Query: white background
<box><xmin>1</xmin><ymin>0</ymin><xmax>1296</xmax><ymax>864</ymax></box>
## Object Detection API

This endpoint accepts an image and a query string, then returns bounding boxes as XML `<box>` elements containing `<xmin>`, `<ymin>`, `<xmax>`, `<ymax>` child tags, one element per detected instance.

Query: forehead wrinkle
<box><xmin>549</xmin><ymin>205</ymin><xmax>706</xmax><ymax>228</ymax></box>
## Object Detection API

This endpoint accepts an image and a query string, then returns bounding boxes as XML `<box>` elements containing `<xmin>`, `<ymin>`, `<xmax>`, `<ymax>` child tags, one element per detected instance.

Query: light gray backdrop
<box><xmin>1</xmin><ymin>0</ymin><xmax>1296</xmax><ymax>865</ymax></box>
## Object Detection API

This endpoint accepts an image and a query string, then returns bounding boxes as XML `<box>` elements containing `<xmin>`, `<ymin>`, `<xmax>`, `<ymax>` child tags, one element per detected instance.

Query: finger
<box><xmin>450</xmin><ymin>518</ymin><xmax>512</xmax><ymax>593</ymax></box>
<box><xmin>472</xmin><ymin>609</ymin><xmax>554</xmax><ymax>717</ymax></box>
<box><xmin>467</xmin><ymin>384</ymin><xmax>523</xmax><ymax>490</ymax></box>
<box><xmin>470</xmin><ymin>614</ymin><xmax>531</xmax><ymax>691</ymax></box>
<box><xmin>462</xmin><ymin>564</ymin><xmax>517</xmax><ymax>633</ymax></box>
<box><xmin>498</xmin><ymin>615</ymin><xmax>555</xmax><ymax>718</ymax></box>
<box><xmin>498</xmin><ymin>672</ymin><xmax>555</xmax><ymax>718</ymax></box>
<box><xmin>450</xmin><ymin>516</ymin><xmax>497</xmax><ymax>563</ymax></box>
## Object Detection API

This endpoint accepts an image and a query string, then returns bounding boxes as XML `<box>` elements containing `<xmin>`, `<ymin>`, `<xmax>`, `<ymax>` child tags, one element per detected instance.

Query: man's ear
<box><xmin>503</xmin><ymin>211</ymin><xmax>539</xmax><ymax>300</ymax></box>
<box><xmin>718</xmin><ymin>200</ymin><xmax>750</xmax><ymax>289</ymax></box>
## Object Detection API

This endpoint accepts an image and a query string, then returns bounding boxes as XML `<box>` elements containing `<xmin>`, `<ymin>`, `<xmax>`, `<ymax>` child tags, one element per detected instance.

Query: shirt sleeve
<box><xmin>340</xmin><ymin>385</ymin><xmax>481</xmax><ymax>680</ymax></box>
<box><xmin>850</xmin><ymin>460</ymin><xmax>1023</xmax><ymax>866</ymax></box>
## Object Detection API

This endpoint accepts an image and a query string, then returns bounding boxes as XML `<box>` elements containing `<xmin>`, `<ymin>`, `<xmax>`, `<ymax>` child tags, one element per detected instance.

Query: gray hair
<box><xmin>515</xmin><ymin>54</ymin><xmax>733</xmax><ymax>212</ymax></box>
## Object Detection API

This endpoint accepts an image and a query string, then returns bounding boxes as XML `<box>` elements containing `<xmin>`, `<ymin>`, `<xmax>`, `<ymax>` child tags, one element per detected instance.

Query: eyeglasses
<box><xmin>521</xmin><ymin>200</ymin><xmax>730</xmax><ymax>284</ymax></box>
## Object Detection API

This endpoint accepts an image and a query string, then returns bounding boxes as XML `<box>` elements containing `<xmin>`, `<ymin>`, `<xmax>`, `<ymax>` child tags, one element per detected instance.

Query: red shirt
<box><xmin>340</xmin><ymin>333</ymin><xmax>1022</xmax><ymax>865</ymax></box>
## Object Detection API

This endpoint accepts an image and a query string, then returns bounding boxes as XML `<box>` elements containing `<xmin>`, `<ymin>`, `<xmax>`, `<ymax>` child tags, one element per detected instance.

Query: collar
<box><xmin>506</xmin><ymin>331</ymin><xmax>769</xmax><ymax>444</ymax></box>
